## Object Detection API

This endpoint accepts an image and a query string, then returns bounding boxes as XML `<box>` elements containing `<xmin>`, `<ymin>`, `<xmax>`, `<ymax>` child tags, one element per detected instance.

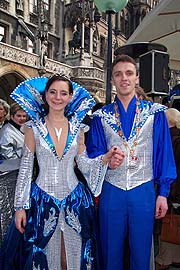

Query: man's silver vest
<box><xmin>103</xmin><ymin>114</ymin><xmax>154</xmax><ymax>190</ymax></box>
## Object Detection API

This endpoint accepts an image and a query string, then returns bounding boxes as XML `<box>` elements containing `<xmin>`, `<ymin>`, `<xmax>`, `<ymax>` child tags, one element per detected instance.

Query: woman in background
<box><xmin>0</xmin><ymin>103</ymin><xmax>27</xmax><ymax>160</ymax></box>
<box><xmin>0</xmin><ymin>103</ymin><xmax>27</xmax><ymax>245</ymax></box>
<box><xmin>0</xmin><ymin>99</ymin><xmax>10</xmax><ymax>129</ymax></box>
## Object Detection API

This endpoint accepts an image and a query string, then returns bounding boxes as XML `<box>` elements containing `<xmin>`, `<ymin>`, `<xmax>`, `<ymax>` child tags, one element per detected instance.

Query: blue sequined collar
<box><xmin>10</xmin><ymin>76</ymin><xmax>95</xmax><ymax>159</ymax></box>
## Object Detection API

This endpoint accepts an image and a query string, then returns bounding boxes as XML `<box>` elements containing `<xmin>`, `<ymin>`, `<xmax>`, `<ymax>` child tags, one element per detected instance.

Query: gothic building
<box><xmin>0</xmin><ymin>0</ymin><xmax>163</xmax><ymax>103</ymax></box>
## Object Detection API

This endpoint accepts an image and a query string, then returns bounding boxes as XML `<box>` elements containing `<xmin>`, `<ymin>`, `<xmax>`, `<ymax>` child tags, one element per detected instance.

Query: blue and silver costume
<box><xmin>0</xmin><ymin>77</ymin><xmax>107</xmax><ymax>270</ymax></box>
<box><xmin>85</xmin><ymin>95</ymin><xmax>177</xmax><ymax>270</ymax></box>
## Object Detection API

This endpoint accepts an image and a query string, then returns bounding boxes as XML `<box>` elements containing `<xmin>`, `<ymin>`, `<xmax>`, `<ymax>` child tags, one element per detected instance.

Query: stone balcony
<box><xmin>0</xmin><ymin>42</ymin><xmax>106</xmax><ymax>101</ymax></box>
<box><xmin>0</xmin><ymin>42</ymin><xmax>105</xmax><ymax>85</ymax></box>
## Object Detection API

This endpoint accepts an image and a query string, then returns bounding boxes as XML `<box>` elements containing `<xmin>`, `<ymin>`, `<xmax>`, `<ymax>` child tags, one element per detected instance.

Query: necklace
<box><xmin>114</xmin><ymin>100</ymin><xmax>141</xmax><ymax>167</ymax></box>
<box><xmin>46</xmin><ymin>116</ymin><xmax>67</xmax><ymax>142</ymax></box>
<box><xmin>54</xmin><ymin>127</ymin><xmax>62</xmax><ymax>141</ymax></box>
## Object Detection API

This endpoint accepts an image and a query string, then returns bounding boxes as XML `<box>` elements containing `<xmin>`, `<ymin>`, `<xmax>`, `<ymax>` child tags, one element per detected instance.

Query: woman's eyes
<box><xmin>49</xmin><ymin>90</ymin><xmax>68</xmax><ymax>95</ymax></box>
<box><xmin>49</xmin><ymin>89</ymin><xmax>56</xmax><ymax>94</ymax></box>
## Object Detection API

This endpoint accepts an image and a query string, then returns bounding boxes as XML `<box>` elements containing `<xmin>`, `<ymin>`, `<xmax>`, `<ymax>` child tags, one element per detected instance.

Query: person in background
<box><xmin>0</xmin><ymin>74</ymin><xmax>123</xmax><ymax>270</ymax></box>
<box><xmin>0</xmin><ymin>99</ymin><xmax>10</xmax><ymax>129</ymax></box>
<box><xmin>162</xmin><ymin>96</ymin><xmax>170</xmax><ymax>108</ymax></box>
<box><xmin>155</xmin><ymin>108</ymin><xmax>180</xmax><ymax>269</ymax></box>
<box><xmin>0</xmin><ymin>102</ymin><xmax>27</xmax><ymax>160</ymax></box>
<box><xmin>135</xmin><ymin>86</ymin><xmax>153</xmax><ymax>102</ymax></box>
<box><xmin>0</xmin><ymin>102</ymin><xmax>27</xmax><ymax>245</ymax></box>
<box><xmin>85</xmin><ymin>54</ymin><xmax>176</xmax><ymax>270</ymax></box>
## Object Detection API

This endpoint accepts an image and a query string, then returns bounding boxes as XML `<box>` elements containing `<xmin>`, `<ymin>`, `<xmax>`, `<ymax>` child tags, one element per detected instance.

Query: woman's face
<box><xmin>0</xmin><ymin>104</ymin><xmax>6</xmax><ymax>120</ymax></box>
<box><xmin>45</xmin><ymin>80</ymin><xmax>72</xmax><ymax>112</ymax></box>
<box><xmin>11</xmin><ymin>109</ymin><xmax>27</xmax><ymax>126</ymax></box>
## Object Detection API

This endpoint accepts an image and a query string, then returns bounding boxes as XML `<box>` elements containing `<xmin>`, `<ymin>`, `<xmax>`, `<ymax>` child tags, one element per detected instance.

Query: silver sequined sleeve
<box><xmin>76</xmin><ymin>151</ymin><xmax>108</xmax><ymax>196</ymax></box>
<box><xmin>14</xmin><ymin>145</ymin><xmax>34</xmax><ymax>210</ymax></box>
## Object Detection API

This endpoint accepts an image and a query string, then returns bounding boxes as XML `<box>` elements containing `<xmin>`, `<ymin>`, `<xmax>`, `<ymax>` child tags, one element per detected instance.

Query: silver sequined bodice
<box><xmin>14</xmin><ymin>121</ymin><xmax>81</xmax><ymax>210</ymax></box>
<box><xmin>34</xmin><ymin>128</ymin><xmax>78</xmax><ymax>200</ymax></box>
<box><xmin>32</xmin><ymin>123</ymin><xmax>80</xmax><ymax>201</ymax></box>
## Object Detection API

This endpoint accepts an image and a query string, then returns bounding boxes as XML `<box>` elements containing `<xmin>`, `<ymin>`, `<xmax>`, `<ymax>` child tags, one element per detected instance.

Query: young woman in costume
<box><xmin>0</xmin><ymin>74</ymin><xmax>124</xmax><ymax>270</ymax></box>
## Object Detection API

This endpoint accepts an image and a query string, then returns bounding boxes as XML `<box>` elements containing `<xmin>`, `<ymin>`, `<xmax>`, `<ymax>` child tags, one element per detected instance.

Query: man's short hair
<box><xmin>112</xmin><ymin>54</ymin><xmax>138</xmax><ymax>75</ymax></box>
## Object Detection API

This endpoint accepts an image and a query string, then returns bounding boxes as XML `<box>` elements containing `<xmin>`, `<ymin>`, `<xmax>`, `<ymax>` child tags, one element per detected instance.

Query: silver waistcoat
<box><xmin>0</xmin><ymin>123</ymin><xmax>24</xmax><ymax>159</ymax></box>
<box><xmin>103</xmin><ymin>114</ymin><xmax>154</xmax><ymax>190</ymax></box>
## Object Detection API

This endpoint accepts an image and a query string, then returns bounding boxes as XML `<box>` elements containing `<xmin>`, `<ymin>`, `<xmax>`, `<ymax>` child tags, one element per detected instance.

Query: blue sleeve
<box><xmin>153</xmin><ymin>111</ymin><xmax>177</xmax><ymax>197</ymax></box>
<box><xmin>86</xmin><ymin>116</ymin><xmax>107</xmax><ymax>158</ymax></box>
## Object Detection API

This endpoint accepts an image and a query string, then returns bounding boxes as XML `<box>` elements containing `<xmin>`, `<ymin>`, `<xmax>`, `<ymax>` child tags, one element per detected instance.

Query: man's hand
<box><xmin>103</xmin><ymin>146</ymin><xmax>125</xmax><ymax>169</ymax></box>
<box><xmin>155</xmin><ymin>196</ymin><xmax>168</xmax><ymax>219</ymax></box>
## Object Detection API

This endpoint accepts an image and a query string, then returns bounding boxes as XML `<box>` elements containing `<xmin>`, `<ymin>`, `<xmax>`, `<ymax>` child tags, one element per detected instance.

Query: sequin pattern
<box><xmin>76</xmin><ymin>151</ymin><xmax>108</xmax><ymax>196</ymax></box>
<box><xmin>14</xmin><ymin>145</ymin><xmax>34</xmax><ymax>210</ymax></box>
<box><xmin>13</xmin><ymin>121</ymin><xmax>95</xmax><ymax>270</ymax></box>
<box><xmin>92</xmin><ymin>100</ymin><xmax>167</xmax><ymax>191</ymax></box>
<box><xmin>101</xmin><ymin>106</ymin><xmax>156</xmax><ymax>190</ymax></box>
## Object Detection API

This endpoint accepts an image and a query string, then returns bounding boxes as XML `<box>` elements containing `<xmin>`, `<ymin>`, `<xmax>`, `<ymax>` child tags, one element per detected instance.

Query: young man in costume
<box><xmin>85</xmin><ymin>54</ymin><xmax>177</xmax><ymax>270</ymax></box>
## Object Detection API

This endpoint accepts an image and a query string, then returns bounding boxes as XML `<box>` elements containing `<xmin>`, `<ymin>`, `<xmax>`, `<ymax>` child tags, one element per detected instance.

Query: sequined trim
<box><xmin>94</xmin><ymin>99</ymin><xmax>167</xmax><ymax>140</ymax></box>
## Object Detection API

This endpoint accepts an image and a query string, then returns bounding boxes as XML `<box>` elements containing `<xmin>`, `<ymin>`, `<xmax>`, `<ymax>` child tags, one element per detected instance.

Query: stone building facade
<box><xmin>0</xmin><ymin>0</ymin><xmax>163</xmax><ymax>103</ymax></box>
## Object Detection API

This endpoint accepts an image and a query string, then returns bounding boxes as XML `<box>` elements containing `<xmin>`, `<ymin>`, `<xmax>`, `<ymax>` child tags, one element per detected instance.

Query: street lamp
<box><xmin>93</xmin><ymin>0</ymin><xmax>128</xmax><ymax>104</ymax></box>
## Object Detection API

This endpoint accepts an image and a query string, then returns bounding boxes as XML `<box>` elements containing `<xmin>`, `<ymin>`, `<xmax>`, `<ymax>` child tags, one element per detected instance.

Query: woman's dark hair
<box><xmin>45</xmin><ymin>74</ymin><xmax>73</xmax><ymax>94</ymax></box>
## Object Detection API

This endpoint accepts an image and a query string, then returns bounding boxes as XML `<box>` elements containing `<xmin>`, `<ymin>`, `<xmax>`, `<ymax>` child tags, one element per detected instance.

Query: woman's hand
<box><xmin>103</xmin><ymin>146</ymin><xmax>125</xmax><ymax>169</ymax></box>
<box><xmin>15</xmin><ymin>209</ymin><xmax>27</xmax><ymax>233</ymax></box>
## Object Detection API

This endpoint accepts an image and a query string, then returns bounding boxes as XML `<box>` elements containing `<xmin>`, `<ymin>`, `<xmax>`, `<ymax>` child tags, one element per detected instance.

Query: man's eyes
<box><xmin>126</xmin><ymin>71</ymin><xmax>134</xmax><ymax>76</ymax></box>
<box><xmin>114</xmin><ymin>71</ymin><xmax>134</xmax><ymax>77</ymax></box>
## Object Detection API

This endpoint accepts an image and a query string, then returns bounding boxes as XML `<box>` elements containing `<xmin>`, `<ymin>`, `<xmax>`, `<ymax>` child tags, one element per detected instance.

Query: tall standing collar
<box><xmin>10</xmin><ymin>76</ymin><xmax>95</xmax><ymax>123</ymax></box>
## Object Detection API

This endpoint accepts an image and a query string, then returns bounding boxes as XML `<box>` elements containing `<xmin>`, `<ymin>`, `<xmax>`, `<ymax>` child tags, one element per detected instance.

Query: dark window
<box><xmin>100</xmin><ymin>35</ymin><xmax>106</xmax><ymax>58</ymax></box>
<box><xmin>0</xmin><ymin>25</ymin><xmax>8</xmax><ymax>43</ymax></box>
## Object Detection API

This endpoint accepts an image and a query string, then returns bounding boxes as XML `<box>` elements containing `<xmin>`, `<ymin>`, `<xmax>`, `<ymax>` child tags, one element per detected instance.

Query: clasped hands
<box><xmin>103</xmin><ymin>146</ymin><xmax>125</xmax><ymax>169</ymax></box>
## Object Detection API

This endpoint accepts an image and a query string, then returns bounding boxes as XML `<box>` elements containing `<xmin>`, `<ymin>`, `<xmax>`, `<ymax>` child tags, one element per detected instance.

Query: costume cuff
<box><xmin>76</xmin><ymin>151</ymin><xmax>108</xmax><ymax>196</ymax></box>
<box><xmin>158</xmin><ymin>182</ymin><xmax>171</xmax><ymax>197</ymax></box>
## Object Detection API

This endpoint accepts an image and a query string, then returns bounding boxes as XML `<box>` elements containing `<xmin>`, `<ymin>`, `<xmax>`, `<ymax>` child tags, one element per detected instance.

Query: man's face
<box><xmin>112</xmin><ymin>61</ymin><xmax>139</xmax><ymax>99</ymax></box>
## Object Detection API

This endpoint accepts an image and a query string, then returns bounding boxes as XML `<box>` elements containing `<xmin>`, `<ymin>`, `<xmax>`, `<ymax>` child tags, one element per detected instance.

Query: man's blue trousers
<box><xmin>98</xmin><ymin>180</ymin><xmax>156</xmax><ymax>270</ymax></box>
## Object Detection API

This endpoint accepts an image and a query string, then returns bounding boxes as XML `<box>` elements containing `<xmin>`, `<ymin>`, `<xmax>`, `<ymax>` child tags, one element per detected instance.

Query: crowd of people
<box><xmin>0</xmin><ymin>54</ymin><xmax>179</xmax><ymax>270</ymax></box>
